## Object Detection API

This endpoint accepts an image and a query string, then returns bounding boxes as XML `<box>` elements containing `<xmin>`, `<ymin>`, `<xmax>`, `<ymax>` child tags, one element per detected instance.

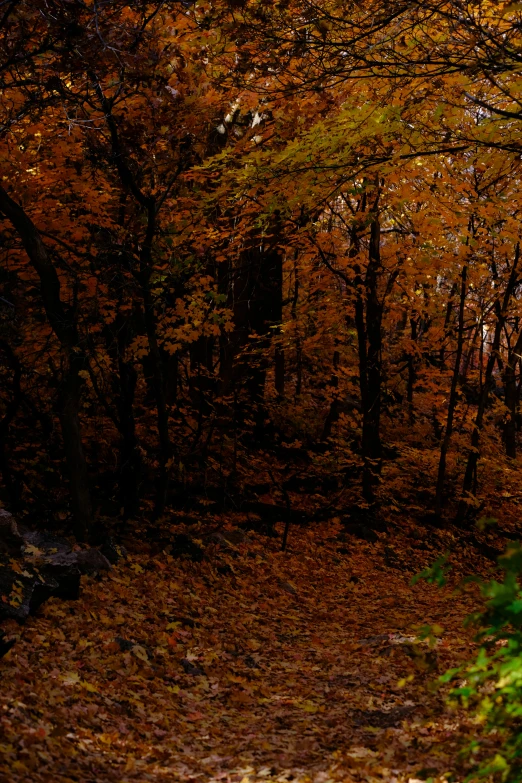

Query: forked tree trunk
<box><xmin>0</xmin><ymin>185</ymin><xmax>92</xmax><ymax>539</ymax></box>
<box><xmin>457</xmin><ymin>248</ymin><xmax>520</xmax><ymax>521</ymax></box>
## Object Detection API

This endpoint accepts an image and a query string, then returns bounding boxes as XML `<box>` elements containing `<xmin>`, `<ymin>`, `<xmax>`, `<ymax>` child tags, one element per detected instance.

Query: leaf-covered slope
<box><xmin>0</xmin><ymin>521</ymin><xmax>480</xmax><ymax>782</ymax></box>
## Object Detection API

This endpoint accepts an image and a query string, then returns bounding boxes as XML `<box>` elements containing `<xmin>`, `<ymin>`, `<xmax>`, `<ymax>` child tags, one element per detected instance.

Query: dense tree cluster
<box><xmin>1</xmin><ymin>1</ymin><xmax>522</xmax><ymax>538</ymax></box>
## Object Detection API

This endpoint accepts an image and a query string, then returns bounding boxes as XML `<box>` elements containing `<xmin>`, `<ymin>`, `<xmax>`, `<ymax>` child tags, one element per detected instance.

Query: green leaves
<box><xmin>411</xmin><ymin>553</ymin><xmax>451</xmax><ymax>588</ymax></box>
<box><xmin>435</xmin><ymin>540</ymin><xmax>522</xmax><ymax>781</ymax></box>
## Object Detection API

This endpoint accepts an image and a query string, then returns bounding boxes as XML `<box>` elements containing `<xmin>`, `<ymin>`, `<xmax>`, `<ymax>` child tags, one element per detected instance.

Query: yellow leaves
<box><xmin>131</xmin><ymin>644</ymin><xmax>149</xmax><ymax>663</ymax></box>
<box><xmin>397</xmin><ymin>674</ymin><xmax>415</xmax><ymax>688</ymax></box>
<box><xmin>124</xmin><ymin>755</ymin><xmax>137</xmax><ymax>773</ymax></box>
<box><xmin>79</xmin><ymin>680</ymin><xmax>99</xmax><ymax>693</ymax></box>
<box><xmin>501</xmin><ymin>2</ymin><xmax>522</xmax><ymax>13</ymax></box>
<box><xmin>8</xmin><ymin>581</ymin><xmax>23</xmax><ymax>607</ymax></box>
<box><xmin>61</xmin><ymin>672</ymin><xmax>80</xmax><ymax>686</ymax></box>
<box><xmin>297</xmin><ymin>699</ymin><xmax>320</xmax><ymax>714</ymax></box>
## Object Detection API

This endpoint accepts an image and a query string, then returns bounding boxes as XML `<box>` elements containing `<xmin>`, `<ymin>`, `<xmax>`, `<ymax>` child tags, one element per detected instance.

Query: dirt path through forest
<box><xmin>0</xmin><ymin>522</ymin><xmax>480</xmax><ymax>782</ymax></box>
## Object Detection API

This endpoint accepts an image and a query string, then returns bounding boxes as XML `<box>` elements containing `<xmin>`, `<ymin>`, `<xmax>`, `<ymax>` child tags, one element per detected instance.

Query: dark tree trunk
<box><xmin>439</xmin><ymin>282</ymin><xmax>458</xmax><ymax>368</ymax></box>
<box><xmin>321</xmin><ymin>352</ymin><xmax>341</xmax><ymax>442</ymax></box>
<box><xmin>141</xmin><ymin>279</ymin><xmax>172</xmax><ymax>517</ymax></box>
<box><xmin>0</xmin><ymin>340</ymin><xmax>22</xmax><ymax>506</ymax></box>
<box><xmin>275</xmin><ymin>347</ymin><xmax>285</xmax><ymax>398</ymax></box>
<box><xmin>219</xmin><ymin>235</ymin><xmax>283</xmax><ymax>438</ymax></box>
<box><xmin>407</xmin><ymin>316</ymin><xmax>418</xmax><ymax>420</ymax></box>
<box><xmin>58</xmin><ymin>359</ymin><xmax>92</xmax><ymax>539</ymax></box>
<box><xmin>190</xmin><ymin>336</ymin><xmax>215</xmax><ymax>417</ymax></box>
<box><xmin>0</xmin><ymin>185</ymin><xmax>92</xmax><ymax>539</ymax></box>
<box><xmin>435</xmin><ymin>265</ymin><xmax>467</xmax><ymax>519</ymax></box>
<box><xmin>357</xmin><ymin>217</ymin><xmax>383</xmax><ymax>502</ymax></box>
<box><xmin>116</xmin><ymin>351</ymin><xmax>141</xmax><ymax>519</ymax></box>
<box><xmin>458</xmin><ymin>244</ymin><xmax>520</xmax><ymax>521</ymax></box>
<box><xmin>503</xmin><ymin>330</ymin><xmax>522</xmax><ymax>459</ymax></box>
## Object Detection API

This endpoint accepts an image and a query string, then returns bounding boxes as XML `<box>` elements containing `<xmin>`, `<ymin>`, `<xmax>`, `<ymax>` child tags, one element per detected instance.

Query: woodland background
<box><xmin>2</xmin><ymin>3</ymin><xmax>522</xmax><ymax>782</ymax></box>
<box><xmin>1</xmin><ymin>0</ymin><xmax>522</xmax><ymax>534</ymax></box>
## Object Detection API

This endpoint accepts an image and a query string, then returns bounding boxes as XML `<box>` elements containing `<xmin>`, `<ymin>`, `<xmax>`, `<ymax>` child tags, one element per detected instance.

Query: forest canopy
<box><xmin>2</xmin><ymin>0</ymin><xmax>522</xmax><ymax>532</ymax></box>
<box><xmin>2</xmin><ymin>3</ymin><xmax>522</xmax><ymax>781</ymax></box>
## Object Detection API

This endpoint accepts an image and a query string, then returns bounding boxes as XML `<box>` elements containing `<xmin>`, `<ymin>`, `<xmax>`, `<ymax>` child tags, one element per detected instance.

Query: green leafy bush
<box><xmin>418</xmin><ymin>542</ymin><xmax>522</xmax><ymax>782</ymax></box>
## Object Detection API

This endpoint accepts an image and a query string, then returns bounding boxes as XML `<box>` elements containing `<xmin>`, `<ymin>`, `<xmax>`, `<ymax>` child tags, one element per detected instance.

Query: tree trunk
<box><xmin>360</xmin><ymin>217</ymin><xmax>383</xmax><ymax>502</ymax></box>
<box><xmin>275</xmin><ymin>347</ymin><xmax>285</xmax><ymax>397</ymax></box>
<box><xmin>0</xmin><ymin>340</ymin><xmax>22</xmax><ymax>507</ymax></box>
<box><xmin>501</xmin><ymin>317</ymin><xmax>522</xmax><ymax>459</ymax></box>
<box><xmin>219</xmin><ymin>237</ymin><xmax>283</xmax><ymax>438</ymax></box>
<box><xmin>439</xmin><ymin>282</ymin><xmax>458</xmax><ymax>368</ymax></box>
<box><xmin>435</xmin><ymin>265</ymin><xmax>467</xmax><ymax>518</ymax></box>
<box><xmin>58</xmin><ymin>360</ymin><xmax>92</xmax><ymax>539</ymax></box>
<box><xmin>116</xmin><ymin>352</ymin><xmax>141</xmax><ymax>519</ymax></box>
<box><xmin>457</xmin><ymin>244</ymin><xmax>520</xmax><ymax>521</ymax></box>
<box><xmin>407</xmin><ymin>316</ymin><xmax>418</xmax><ymax>421</ymax></box>
<box><xmin>142</xmin><ymin>279</ymin><xmax>172</xmax><ymax>517</ymax></box>
<box><xmin>503</xmin><ymin>330</ymin><xmax>522</xmax><ymax>459</ymax></box>
<box><xmin>0</xmin><ymin>185</ymin><xmax>92</xmax><ymax>538</ymax></box>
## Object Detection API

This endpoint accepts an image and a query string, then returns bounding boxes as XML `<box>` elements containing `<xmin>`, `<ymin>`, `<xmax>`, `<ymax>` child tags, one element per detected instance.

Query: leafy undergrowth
<box><xmin>0</xmin><ymin>520</ymin><xmax>492</xmax><ymax>783</ymax></box>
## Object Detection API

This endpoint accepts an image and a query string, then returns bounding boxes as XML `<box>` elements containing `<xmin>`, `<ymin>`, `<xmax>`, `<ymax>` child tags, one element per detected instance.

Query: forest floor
<box><xmin>0</xmin><ymin>515</ymin><xmax>504</xmax><ymax>783</ymax></box>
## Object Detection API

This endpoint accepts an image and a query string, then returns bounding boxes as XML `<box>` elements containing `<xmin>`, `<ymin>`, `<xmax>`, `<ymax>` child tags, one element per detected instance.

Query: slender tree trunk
<box><xmin>503</xmin><ymin>332</ymin><xmax>522</xmax><ymax>459</ymax></box>
<box><xmin>0</xmin><ymin>185</ymin><xmax>92</xmax><ymax>538</ymax></box>
<box><xmin>58</xmin><ymin>359</ymin><xmax>92</xmax><ymax>538</ymax></box>
<box><xmin>460</xmin><ymin>322</ymin><xmax>480</xmax><ymax>382</ymax></box>
<box><xmin>275</xmin><ymin>347</ymin><xmax>285</xmax><ymax>397</ymax></box>
<box><xmin>142</xmin><ymin>279</ymin><xmax>172</xmax><ymax>517</ymax></box>
<box><xmin>0</xmin><ymin>340</ymin><xmax>22</xmax><ymax>507</ymax></box>
<box><xmin>439</xmin><ymin>282</ymin><xmax>458</xmax><ymax>368</ymax></box>
<box><xmin>362</xmin><ymin>218</ymin><xmax>383</xmax><ymax>501</ymax></box>
<box><xmin>116</xmin><ymin>350</ymin><xmax>141</xmax><ymax>519</ymax></box>
<box><xmin>291</xmin><ymin>256</ymin><xmax>302</xmax><ymax>398</ymax></box>
<box><xmin>435</xmin><ymin>265</ymin><xmax>467</xmax><ymax>518</ymax></box>
<box><xmin>321</xmin><ymin>351</ymin><xmax>341</xmax><ymax>441</ymax></box>
<box><xmin>407</xmin><ymin>316</ymin><xmax>418</xmax><ymax>421</ymax></box>
<box><xmin>220</xmin><ymin>237</ymin><xmax>283</xmax><ymax>438</ymax></box>
<box><xmin>457</xmin><ymin>243</ymin><xmax>520</xmax><ymax>521</ymax></box>
<box><xmin>189</xmin><ymin>336</ymin><xmax>215</xmax><ymax>417</ymax></box>
<box><xmin>354</xmin><ymin>217</ymin><xmax>383</xmax><ymax>503</ymax></box>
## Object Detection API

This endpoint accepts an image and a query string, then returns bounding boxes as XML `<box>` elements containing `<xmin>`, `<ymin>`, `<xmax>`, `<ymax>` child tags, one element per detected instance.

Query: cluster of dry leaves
<box><xmin>0</xmin><ymin>518</ymin><xmax>492</xmax><ymax>783</ymax></box>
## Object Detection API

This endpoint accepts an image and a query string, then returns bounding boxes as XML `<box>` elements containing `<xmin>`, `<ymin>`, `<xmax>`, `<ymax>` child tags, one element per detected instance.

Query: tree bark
<box><xmin>407</xmin><ymin>316</ymin><xmax>418</xmax><ymax>420</ymax></box>
<box><xmin>503</xmin><ymin>329</ymin><xmax>522</xmax><ymax>459</ymax></box>
<box><xmin>357</xmin><ymin>217</ymin><xmax>383</xmax><ymax>502</ymax></box>
<box><xmin>457</xmin><ymin>244</ymin><xmax>520</xmax><ymax>520</ymax></box>
<box><xmin>116</xmin><ymin>345</ymin><xmax>141</xmax><ymax>519</ymax></box>
<box><xmin>435</xmin><ymin>265</ymin><xmax>467</xmax><ymax>519</ymax></box>
<box><xmin>0</xmin><ymin>340</ymin><xmax>22</xmax><ymax>507</ymax></box>
<box><xmin>141</xmin><ymin>277</ymin><xmax>172</xmax><ymax>517</ymax></box>
<box><xmin>0</xmin><ymin>185</ymin><xmax>92</xmax><ymax>539</ymax></box>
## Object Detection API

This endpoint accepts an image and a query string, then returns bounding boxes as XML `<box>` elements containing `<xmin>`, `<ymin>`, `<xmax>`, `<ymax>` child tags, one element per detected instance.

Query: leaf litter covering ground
<box><xmin>0</xmin><ymin>521</ymin><xmax>482</xmax><ymax>783</ymax></box>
